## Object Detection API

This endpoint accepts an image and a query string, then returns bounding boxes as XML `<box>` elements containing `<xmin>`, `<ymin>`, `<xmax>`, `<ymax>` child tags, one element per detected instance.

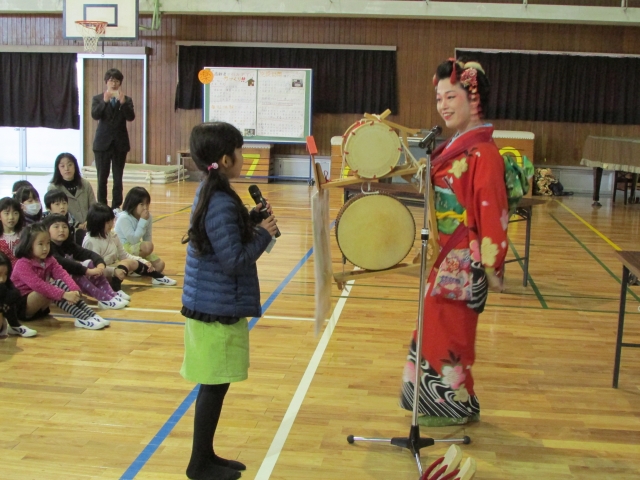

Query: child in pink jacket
<box><xmin>11</xmin><ymin>223</ymin><xmax>108</xmax><ymax>330</ymax></box>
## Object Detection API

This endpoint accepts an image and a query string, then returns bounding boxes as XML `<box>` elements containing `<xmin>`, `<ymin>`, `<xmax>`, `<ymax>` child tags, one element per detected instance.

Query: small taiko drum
<box><xmin>342</xmin><ymin>119</ymin><xmax>402</xmax><ymax>179</ymax></box>
<box><xmin>336</xmin><ymin>193</ymin><xmax>416</xmax><ymax>271</ymax></box>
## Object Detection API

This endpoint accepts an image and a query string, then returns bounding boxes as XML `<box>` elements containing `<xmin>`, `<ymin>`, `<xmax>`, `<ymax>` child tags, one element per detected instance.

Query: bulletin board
<box><xmin>202</xmin><ymin>67</ymin><xmax>312</xmax><ymax>144</ymax></box>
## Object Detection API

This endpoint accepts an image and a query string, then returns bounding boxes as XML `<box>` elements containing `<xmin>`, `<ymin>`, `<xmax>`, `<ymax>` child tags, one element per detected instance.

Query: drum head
<box><xmin>336</xmin><ymin>193</ymin><xmax>416</xmax><ymax>271</ymax></box>
<box><xmin>343</xmin><ymin>120</ymin><xmax>401</xmax><ymax>179</ymax></box>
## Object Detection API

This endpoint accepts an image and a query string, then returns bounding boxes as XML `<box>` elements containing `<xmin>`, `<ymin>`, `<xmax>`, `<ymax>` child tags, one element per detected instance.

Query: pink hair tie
<box><xmin>208</xmin><ymin>162</ymin><xmax>219</xmax><ymax>171</ymax></box>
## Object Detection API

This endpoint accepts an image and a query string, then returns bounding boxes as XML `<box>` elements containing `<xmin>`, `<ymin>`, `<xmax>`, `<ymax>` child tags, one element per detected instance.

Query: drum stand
<box><xmin>346</xmin><ymin>140</ymin><xmax>470</xmax><ymax>477</ymax></box>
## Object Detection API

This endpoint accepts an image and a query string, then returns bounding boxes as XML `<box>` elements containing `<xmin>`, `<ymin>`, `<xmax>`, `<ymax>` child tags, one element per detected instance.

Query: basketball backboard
<box><xmin>63</xmin><ymin>0</ymin><xmax>139</xmax><ymax>41</ymax></box>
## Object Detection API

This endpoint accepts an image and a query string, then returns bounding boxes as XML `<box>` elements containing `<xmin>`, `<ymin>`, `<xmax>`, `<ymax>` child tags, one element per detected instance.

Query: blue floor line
<box><xmin>54</xmin><ymin>314</ymin><xmax>185</xmax><ymax>326</ymax></box>
<box><xmin>119</xmin><ymin>245</ymin><xmax>315</xmax><ymax>479</ymax></box>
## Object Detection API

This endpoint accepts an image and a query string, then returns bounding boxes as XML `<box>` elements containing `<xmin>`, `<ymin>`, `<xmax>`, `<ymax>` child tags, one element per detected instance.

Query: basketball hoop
<box><xmin>75</xmin><ymin>20</ymin><xmax>108</xmax><ymax>52</ymax></box>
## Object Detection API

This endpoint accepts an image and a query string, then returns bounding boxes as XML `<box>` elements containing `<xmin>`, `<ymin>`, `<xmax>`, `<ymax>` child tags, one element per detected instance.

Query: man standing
<box><xmin>91</xmin><ymin>68</ymin><xmax>135</xmax><ymax>211</ymax></box>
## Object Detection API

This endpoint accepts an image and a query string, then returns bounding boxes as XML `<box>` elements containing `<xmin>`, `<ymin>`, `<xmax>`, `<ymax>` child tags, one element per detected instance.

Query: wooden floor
<box><xmin>1</xmin><ymin>176</ymin><xmax>640</xmax><ymax>480</ymax></box>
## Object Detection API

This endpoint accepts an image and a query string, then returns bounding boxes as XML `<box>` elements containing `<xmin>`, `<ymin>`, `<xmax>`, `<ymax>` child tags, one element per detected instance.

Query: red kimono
<box><xmin>400</xmin><ymin>125</ymin><xmax>508</xmax><ymax>422</ymax></box>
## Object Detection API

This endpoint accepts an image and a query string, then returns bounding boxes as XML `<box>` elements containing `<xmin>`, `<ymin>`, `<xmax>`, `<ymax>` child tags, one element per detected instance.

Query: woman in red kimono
<box><xmin>400</xmin><ymin>59</ymin><xmax>509</xmax><ymax>426</ymax></box>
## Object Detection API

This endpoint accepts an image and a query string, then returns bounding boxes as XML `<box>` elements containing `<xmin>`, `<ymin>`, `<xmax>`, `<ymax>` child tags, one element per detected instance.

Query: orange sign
<box><xmin>198</xmin><ymin>69</ymin><xmax>214</xmax><ymax>84</ymax></box>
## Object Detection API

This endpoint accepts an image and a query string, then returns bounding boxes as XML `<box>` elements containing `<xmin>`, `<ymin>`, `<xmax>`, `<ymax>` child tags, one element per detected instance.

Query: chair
<box><xmin>613</xmin><ymin>171</ymin><xmax>633</xmax><ymax>205</ymax></box>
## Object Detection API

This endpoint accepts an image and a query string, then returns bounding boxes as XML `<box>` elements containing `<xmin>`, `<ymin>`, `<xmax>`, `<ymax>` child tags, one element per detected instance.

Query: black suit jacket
<box><xmin>91</xmin><ymin>94</ymin><xmax>135</xmax><ymax>152</ymax></box>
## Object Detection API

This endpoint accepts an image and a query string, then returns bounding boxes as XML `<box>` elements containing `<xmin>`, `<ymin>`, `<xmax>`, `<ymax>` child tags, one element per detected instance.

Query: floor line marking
<box><xmin>554</xmin><ymin>199</ymin><xmax>621</xmax><ymax>251</ymax></box>
<box><xmin>119</xmin><ymin>386</ymin><xmax>199</xmax><ymax>479</ymax></box>
<box><xmin>152</xmin><ymin>205</ymin><xmax>192</xmax><ymax>223</ymax></box>
<box><xmin>550</xmin><ymin>213</ymin><xmax>640</xmax><ymax>303</ymax></box>
<box><xmin>119</xmin><ymin>246</ymin><xmax>316</xmax><ymax>479</ymax></box>
<box><xmin>263</xmin><ymin>315</ymin><xmax>315</xmax><ymax>322</ymax></box>
<box><xmin>254</xmin><ymin>281</ymin><xmax>354</xmax><ymax>480</ymax></box>
<box><xmin>507</xmin><ymin>238</ymin><xmax>547</xmax><ymax>308</ymax></box>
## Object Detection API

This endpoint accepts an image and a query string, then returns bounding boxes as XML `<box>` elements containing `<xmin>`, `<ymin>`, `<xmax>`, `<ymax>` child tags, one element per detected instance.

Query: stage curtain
<box><xmin>175</xmin><ymin>46</ymin><xmax>398</xmax><ymax>114</ymax></box>
<box><xmin>456</xmin><ymin>50</ymin><xmax>640</xmax><ymax>125</ymax></box>
<box><xmin>0</xmin><ymin>52</ymin><xmax>79</xmax><ymax>129</ymax></box>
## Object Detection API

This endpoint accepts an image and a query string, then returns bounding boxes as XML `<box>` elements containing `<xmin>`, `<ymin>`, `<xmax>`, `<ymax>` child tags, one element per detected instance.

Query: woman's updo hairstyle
<box><xmin>434</xmin><ymin>58</ymin><xmax>490</xmax><ymax>115</ymax></box>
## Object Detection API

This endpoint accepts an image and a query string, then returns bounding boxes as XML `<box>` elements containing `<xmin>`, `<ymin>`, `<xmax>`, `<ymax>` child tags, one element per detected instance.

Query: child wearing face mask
<box><xmin>14</xmin><ymin>186</ymin><xmax>43</xmax><ymax>226</ymax></box>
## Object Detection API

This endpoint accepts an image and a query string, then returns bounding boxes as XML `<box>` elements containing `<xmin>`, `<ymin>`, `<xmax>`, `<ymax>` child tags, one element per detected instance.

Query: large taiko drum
<box><xmin>336</xmin><ymin>193</ymin><xmax>416</xmax><ymax>271</ymax></box>
<box><xmin>342</xmin><ymin>119</ymin><xmax>402</xmax><ymax>179</ymax></box>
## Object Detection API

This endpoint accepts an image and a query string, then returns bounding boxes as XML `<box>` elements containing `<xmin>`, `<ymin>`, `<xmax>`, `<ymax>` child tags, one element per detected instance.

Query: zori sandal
<box><xmin>421</xmin><ymin>444</ymin><xmax>463</xmax><ymax>480</ymax></box>
<box><xmin>453</xmin><ymin>457</ymin><xmax>477</xmax><ymax>480</ymax></box>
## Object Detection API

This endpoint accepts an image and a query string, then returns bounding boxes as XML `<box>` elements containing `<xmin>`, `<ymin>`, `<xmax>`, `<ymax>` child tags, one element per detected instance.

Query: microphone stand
<box><xmin>346</xmin><ymin>136</ymin><xmax>470</xmax><ymax>477</ymax></box>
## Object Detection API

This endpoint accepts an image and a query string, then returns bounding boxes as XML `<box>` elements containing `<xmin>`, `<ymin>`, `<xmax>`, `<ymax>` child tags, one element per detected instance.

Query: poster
<box><xmin>204</xmin><ymin>67</ymin><xmax>311</xmax><ymax>143</ymax></box>
<box><xmin>207</xmin><ymin>69</ymin><xmax>257</xmax><ymax>137</ymax></box>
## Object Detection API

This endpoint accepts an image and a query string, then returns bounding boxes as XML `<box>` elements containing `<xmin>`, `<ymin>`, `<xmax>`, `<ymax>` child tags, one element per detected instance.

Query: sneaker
<box><xmin>152</xmin><ymin>276</ymin><xmax>177</xmax><ymax>286</ymax></box>
<box><xmin>93</xmin><ymin>314</ymin><xmax>110</xmax><ymax>327</ymax></box>
<box><xmin>8</xmin><ymin>325</ymin><xmax>38</xmax><ymax>337</ymax></box>
<box><xmin>117</xmin><ymin>290</ymin><xmax>131</xmax><ymax>301</ymax></box>
<box><xmin>98</xmin><ymin>297</ymin><xmax>127</xmax><ymax>310</ymax></box>
<box><xmin>74</xmin><ymin>317</ymin><xmax>106</xmax><ymax>330</ymax></box>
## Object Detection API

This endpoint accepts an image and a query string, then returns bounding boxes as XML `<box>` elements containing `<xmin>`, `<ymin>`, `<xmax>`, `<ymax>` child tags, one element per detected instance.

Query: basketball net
<box><xmin>75</xmin><ymin>21</ymin><xmax>107</xmax><ymax>52</ymax></box>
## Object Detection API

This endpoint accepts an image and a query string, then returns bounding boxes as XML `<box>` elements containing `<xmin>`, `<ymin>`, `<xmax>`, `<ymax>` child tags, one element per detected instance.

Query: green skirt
<box><xmin>180</xmin><ymin>317</ymin><xmax>249</xmax><ymax>385</ymax></box>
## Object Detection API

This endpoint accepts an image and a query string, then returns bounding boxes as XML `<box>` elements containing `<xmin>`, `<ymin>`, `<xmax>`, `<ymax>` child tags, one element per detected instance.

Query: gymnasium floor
<box><xmin>1</xmin><ymin>176</ymin><xmax>639</xmax><ymax>480</ymax></box>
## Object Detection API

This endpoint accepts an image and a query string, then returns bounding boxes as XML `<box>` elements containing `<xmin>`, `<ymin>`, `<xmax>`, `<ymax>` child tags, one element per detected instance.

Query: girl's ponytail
<box><xmin>185</xmin><ymin>122</ymin><xmax>254</xmax><ymax>255</ymax></box>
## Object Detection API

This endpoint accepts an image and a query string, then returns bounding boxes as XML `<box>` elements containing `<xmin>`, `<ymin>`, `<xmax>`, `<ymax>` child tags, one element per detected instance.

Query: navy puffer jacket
<box><xmin>182</xmin><ymin>188</ymin><xmax>272</xmax><ymax>319</ymax></box>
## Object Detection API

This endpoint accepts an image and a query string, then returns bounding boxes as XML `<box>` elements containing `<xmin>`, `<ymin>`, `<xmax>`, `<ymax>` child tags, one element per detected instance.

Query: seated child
<box><xmin>11</xmin><ymin>223</ymin><xmax>108</xmax><ymax>330</ymax></box>
<box><xmin>0</xmin><ymin>251</ymin><xmax>37</xmax><ymax>337</ymax></box>
<box><xmin>0</xmin><ymin>197</ymin><xmax>24</xmax><ymax>267</ymax></box>
<box><xmin>115</xmin><ymin>187</ymin><xmax>174</xmax><ymax>282</ymax></box>
<box><xmin>12</xmin><ymin>180</ymin><xmax>34</xmax><ymax>196</ymax></box>
<box><xmin>14</xmin><ymin>185</ymin><xmax>43</xmax><ymax>226</ymax></box>
<box><xmin>44</xmin><ymin>214</ymin><xmax>129</xmax><ymax>310</ymax></box>
<box><xmin>83</xmin><ymin>203</ymin><xmax>176</xmax><ymax>294</ymax></box>
<box><xmin>43</xmin><ymin>190</ymin><xmax>87</xmax><ymax>245</ymax></box>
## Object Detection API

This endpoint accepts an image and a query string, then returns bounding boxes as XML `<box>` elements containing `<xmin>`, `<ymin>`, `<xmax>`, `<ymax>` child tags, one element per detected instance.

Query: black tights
<box><xmin>109</xmin><ymin>260</ymin><xmax>164</xmax><ymax>291</ymax></box>
<box><xmin>186</xmin><ymin>383</ymin><xmax>243</xmax><ymax>480</ymax></box>
<box><xmin>0</xmin><ymin>283</ymin><xmax>24</xmax><ymax>328</ymax></box>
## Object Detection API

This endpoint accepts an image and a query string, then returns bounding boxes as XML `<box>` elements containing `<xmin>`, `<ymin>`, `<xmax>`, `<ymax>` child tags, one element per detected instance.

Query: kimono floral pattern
<box><xmin>431</xmin><ymin>248</ymin><xmax>472</xmax><ymax>301</ymax></box>
<box><xmin>400</xmin><ymin>340</ymin><xmax>480</xmax><ymax>419</ymax></box>
<box><xmin>400</xmin><ymin>125</ymin><xmax>507</xmax><ymax>422</ymax></box>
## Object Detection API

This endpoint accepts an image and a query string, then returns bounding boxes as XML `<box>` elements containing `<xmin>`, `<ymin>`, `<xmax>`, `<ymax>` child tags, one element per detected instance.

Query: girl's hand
<box><xmin>78</xmin><ymin>222</ymin><xmax>87</xmax><ymax>230</ymax></box>
<box><xmin>115</xmin><ymin>268</ymin><xmax>127</xmax><ymax>280</ymax></box>
<box><xmin>259</xmin><ymin>215</ymin><xmax>278</xmax><ymax>237</ymax></box>
<box><xmin>144</xmin><ymin>261</ymin><xmax>155</xmax><ymax>273</ymax></box>
<box><xmin>140</xmin><ymin>208</ymin><xmax>150</xmax><ymax>220</ymax></box>
<box><xmin>86</xmin><ymin>267</ymin><xmax>101</xmax><ymax>277</ymax></box>
<box><xmin>254</xmin><ymin>201</ymin><xmax>273</xmax><ymax>216</ymax></box>
<box><xmin>63</xmin><ymin>291</ymin><xmax>81</xmax><ymax>304</ymax></box>
<box><xmin>487</xmin><ymin>271</ymin><xmax>504</xmax><ymax>293</ymax></box>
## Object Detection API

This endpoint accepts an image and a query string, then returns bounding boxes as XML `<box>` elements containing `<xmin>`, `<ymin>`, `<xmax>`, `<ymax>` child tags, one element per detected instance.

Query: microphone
<box><xmin>418</xmin><ymin>125</ymin><xmax>442</xmax><ymax>149</ymax></box>
<box><xmin>248</xmin><ymin>185</ymin><xmax>281</xmax><ymax>238</ymax></box>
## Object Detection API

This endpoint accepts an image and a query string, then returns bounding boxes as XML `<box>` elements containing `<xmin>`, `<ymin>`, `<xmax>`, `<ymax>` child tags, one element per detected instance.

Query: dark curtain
<box><xmin>457</xmin><ymin>50</ymin><xmax>640</xmax><ymax>125</ymax></box>
<box><xmin>0</xmin><ymin>52</ymin><xmax>79</xmax><ymax>129</ymax></box>
<box><xmin>175</xmin><ymin>46</ymin><xmax>398</xmax><ymax>114</ymax></box>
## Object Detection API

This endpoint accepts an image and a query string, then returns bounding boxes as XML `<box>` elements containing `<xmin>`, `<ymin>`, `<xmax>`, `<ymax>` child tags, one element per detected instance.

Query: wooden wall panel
<box><xmin>1</xmin><ymin>13</ymin><xmax>640</xmax><ymax>168</ymax></box>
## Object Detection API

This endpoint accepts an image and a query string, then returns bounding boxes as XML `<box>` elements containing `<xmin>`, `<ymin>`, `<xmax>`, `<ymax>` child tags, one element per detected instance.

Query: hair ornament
<box><xmin>208</xmin><ymin>162</ymin><xmax>219</xmax><ymax>171</ymax></box>
<box><xmin>463</xmin><ymin>61</ymin><xmax>485</xmax><ymax>74</ymax></box>
<box><xmin>460</xmin><ymin>68</ymin><xmax>479</xmax><ymax>94</ymax></box>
